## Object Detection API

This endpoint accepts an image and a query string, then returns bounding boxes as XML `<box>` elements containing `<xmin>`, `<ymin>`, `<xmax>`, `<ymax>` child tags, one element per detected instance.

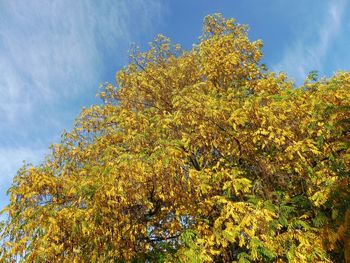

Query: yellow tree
<box><xmin>1</xmin><ymin>14</ymin><xmax>349</xmax><ymax>262</ymax></box>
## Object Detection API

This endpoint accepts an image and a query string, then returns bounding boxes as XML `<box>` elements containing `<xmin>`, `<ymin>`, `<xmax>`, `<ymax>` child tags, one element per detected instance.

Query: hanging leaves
<box><xmin>1</xmin><ymin>14</ymin><xmax>349</xmax><ymax>262</ymax></box>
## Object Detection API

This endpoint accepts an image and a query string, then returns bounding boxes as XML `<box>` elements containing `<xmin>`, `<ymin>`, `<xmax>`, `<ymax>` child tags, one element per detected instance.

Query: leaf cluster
<box><xmin>1</xmin><ymin>14</ymin><xmax>349</xmax><ymax>262</ymax></box>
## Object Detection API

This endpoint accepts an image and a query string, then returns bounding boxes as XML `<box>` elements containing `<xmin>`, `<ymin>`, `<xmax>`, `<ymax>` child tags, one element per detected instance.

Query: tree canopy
<box><xmin>1</xmin><ymin>14</ymin><xmax>349</xmax><ymax>262</ymax></box>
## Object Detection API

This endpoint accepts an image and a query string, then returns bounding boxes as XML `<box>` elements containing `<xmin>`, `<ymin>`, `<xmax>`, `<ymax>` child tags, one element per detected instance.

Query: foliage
<box><xmin>1</xmin><ymin>14</ymin><xmax>349</xmax><ymax>262</ymax></box>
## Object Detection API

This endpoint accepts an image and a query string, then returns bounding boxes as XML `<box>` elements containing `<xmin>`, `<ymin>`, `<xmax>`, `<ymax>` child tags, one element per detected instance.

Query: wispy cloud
<box><xmin>0</xmin><ymin>0</ymin><xmax>164</xmax><ymax>204</ymax></box>
<box><xmin>273</xmin><ymin>0</ymin><xmax>346</xmax><ymax>83</ymax></box>
<box><xmin>0</xmin><ymin>147</ymin><xmax>47</xmax><ymax>185</ymax></box>
<box><xmin>0</xmin><ymin>0</ymin><xmax>163</xmax><ymax>125</ymax></box>
<box><xmin>0</xmin><ymin>146</ymin><xmax>47</xmax><ymax>219</ymax></box>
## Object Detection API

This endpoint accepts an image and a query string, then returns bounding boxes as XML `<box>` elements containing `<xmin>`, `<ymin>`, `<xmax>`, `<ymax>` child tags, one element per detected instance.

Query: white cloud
<box><xmin>0</xmin><ymin>147</ymin><xmax>47</xmax><ymax>185</ymax></box>
<box><xmin>273</xmin><ymin>0</ymin><xmax>346</xmax><ymax>83</ymax></box>
<box><xmin>0</xmin><ymin>0</ymin><xmax>163</xmax><ymax>124</ymax></box>
<box><xmin>0</xmin><ymin>0</ymin><xmax>164</xmax><ymax>206</ymax></box>
<box><xmin>0</xmin><ymin>146</ymin><xmax>48</xmax><ymax>219</ymax></box>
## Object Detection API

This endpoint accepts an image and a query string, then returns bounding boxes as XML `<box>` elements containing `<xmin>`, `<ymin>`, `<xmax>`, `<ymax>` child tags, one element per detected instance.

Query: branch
<box><xmin>144</xmin><ymin>233</ymin><xmax>181</xmax><ymax>243</ymax></box>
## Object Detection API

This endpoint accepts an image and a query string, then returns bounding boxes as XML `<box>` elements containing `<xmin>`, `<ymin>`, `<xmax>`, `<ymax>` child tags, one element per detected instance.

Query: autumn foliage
<box><xmin>1</xmin><ymin>14</ymin><xmax>349</xmax><ymax>262</ymax></box>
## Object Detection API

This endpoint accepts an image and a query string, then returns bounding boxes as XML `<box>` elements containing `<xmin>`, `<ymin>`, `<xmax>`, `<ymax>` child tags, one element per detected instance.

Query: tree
<box><xmin>1</xmin><ymin>14</ymin><xmax>349</xmax><ymax>262</ymax></box>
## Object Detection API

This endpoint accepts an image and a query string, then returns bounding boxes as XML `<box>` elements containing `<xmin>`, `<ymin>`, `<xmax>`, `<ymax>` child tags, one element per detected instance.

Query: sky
<box><xmin>0</xmin><ymin>0</ymin><xmax>349</xmax><ymax>212</ymax></box>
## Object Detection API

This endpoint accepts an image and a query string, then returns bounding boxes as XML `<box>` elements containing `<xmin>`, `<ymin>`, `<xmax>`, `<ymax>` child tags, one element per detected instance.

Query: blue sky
<box><xmin>0</xmin><ymin>0</ymin><xmax>349</xmax><ymax>212</ymax></box>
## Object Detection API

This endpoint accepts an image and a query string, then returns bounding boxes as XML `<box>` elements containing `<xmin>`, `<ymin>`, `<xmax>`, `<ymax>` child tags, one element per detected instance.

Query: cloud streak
<box><xmin>0</xmin><ymin>0</ymin><xmax>163</xmax><ymax>125</ymax></box>
<box><xmin>0</xmin><ymin>1</ymin><xmax>164</xmax><ymax>205</ymax></box>
<box><xmin>0</xmin><ymin>147</ymin><xmax>47</xmax><ymax>185</ymax></box>
<box><xmin>273</xmin><ymin>0</ymin><xmax>346</xmax><ymax>83</ymax></box>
